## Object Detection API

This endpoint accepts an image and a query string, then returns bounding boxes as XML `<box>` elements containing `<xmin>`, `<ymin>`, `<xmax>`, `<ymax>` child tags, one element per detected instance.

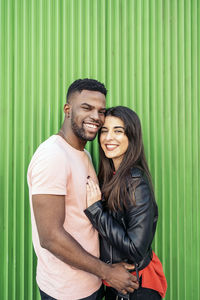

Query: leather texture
<box><xmin>84</xmin><ymin>167</ymin><xmax>158</xmax><ymax>271</ymax></box>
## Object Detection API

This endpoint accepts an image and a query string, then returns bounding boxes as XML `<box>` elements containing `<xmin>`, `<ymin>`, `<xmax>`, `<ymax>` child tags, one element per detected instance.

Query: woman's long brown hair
<box><xmin>98</xmin><ymin>106</ymin><xmax>154</xmax><ymax>211</ymax></box>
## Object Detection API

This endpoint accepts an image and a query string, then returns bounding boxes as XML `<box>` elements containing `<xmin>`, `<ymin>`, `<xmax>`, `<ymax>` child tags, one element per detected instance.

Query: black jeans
<box><xmin>39</xmin><ymin>284</ymin><xmax>104</xmax><ymax>300</ymax></box>
<box><xmin>105</xmin><ymin>286</ymin><xmax>161</xmax><ymax>300</ymax></box>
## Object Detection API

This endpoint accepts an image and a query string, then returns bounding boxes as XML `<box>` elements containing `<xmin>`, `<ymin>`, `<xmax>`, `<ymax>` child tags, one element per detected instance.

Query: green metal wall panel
<box><xmin>0</xmin><ymin>0</ymin><xmax>199</xmax><ymax>299</ymax></box>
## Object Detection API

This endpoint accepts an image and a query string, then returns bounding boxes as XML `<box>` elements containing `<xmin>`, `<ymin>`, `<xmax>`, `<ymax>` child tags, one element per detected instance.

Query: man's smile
<box><xmin>83</xmin><ymin>121</ymin><xmax>100</xmax><ymax>133</ymax></box>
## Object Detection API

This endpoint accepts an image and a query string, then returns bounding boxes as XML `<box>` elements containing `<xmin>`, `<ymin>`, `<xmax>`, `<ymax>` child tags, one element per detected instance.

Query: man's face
<box><xmin>68</xmin><ymin>90</ymin><xmax>106</xmax><ymax>141</ymax></box>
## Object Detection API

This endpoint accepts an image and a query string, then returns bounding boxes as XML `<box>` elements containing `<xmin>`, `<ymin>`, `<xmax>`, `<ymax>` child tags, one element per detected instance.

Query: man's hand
<box><xmin>104</xmin><ymin>262</ymin><xmax>139</xmax><ymax>295</ymax></box>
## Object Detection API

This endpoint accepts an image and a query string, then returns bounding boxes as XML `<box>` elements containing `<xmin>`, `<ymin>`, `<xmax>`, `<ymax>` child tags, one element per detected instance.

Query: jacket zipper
<box><xmin>135</xmin><ymin>263</ymin><xmax>139</xmax><ymax>282</ymax></box>
<box><xmin>116</xmin><ymin>295</ymin><xmax>130</xmax><ymax>299</ymax></box>
<box><xmin>110</xmin><ymin>244</ymin><xmax>113</xmax><ymax>263</ymax></box>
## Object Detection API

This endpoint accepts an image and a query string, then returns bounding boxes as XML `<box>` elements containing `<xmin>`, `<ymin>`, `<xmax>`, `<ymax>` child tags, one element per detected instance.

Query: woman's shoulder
<box><xmin>129</xmin><ymin>167</ymin><xmax>150</xmax><ymax>187</ymax></box>
<box><xmin>130</xmin><ymin>167</ymin><xmax>144</xmax><ymax>178</ymax></box>
<box><xmin>127</xmin><ymin>167</ymin><xmax>154</xmax><ymax>205</ymax></box>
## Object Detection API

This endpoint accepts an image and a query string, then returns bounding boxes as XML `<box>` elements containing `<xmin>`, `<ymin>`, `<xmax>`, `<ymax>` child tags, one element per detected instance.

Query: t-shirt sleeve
<box><xmin>31</xmin><ymin>148</ymin><xmax>68</xmax><ymax>195</ymax></box>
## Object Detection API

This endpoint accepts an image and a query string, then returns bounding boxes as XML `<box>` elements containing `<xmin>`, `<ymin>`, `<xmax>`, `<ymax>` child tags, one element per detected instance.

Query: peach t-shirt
<box><xmin>27</xmin><ymin>135</ymin><xmax>101</xmax><ymax>300</ymax></box>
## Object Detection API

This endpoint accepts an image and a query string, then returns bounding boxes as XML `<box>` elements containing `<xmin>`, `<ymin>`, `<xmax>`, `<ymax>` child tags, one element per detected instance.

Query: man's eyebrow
<box><xmin>81</xmin><ymin>103</ymin><xmax>106</xmax><ymax>110</ymax></box>
<box><xmin>81</xmin><ymin>103</ymin><xmax>93</xmax><ymax>107</ymax></box>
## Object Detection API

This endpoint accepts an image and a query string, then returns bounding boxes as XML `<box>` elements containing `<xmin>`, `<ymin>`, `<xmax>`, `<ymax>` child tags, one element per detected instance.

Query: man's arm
<box><xmin>32</xmin><ymin>194</ymin><xmax>139</xmax><ymax>293</ymax></box>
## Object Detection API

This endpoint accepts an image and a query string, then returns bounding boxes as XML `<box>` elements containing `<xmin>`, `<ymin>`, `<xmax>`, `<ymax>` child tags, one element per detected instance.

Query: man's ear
<box><xmin>64</xmin><ymin>103</ymin><xmax>71</xmax><ymax>118</ymax></box>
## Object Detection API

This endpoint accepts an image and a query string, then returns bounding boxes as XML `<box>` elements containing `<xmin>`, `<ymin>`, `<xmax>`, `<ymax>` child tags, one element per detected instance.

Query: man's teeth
<box><xmin>85</xmin><ymin>123</ymin><xmax>98</xmax><ymax>128</ymax></box>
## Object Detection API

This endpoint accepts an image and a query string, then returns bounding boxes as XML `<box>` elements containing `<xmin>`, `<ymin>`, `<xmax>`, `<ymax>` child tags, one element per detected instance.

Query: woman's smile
<box><xmin>100</xmin><ymin>116</ymin><xmax>129</xmax><ymax>170</ymax></box>
<box><xmin>104</xmin><ymin>144</ymin><xmax>119</xmax><ymax>151</ymax></box>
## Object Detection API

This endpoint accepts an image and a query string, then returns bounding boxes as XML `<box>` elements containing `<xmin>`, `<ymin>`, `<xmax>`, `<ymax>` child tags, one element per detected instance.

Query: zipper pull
<box><xmin>121</xmin><ymin>217</ymin><xmax>126</xmax><ymax>228</ymax></box>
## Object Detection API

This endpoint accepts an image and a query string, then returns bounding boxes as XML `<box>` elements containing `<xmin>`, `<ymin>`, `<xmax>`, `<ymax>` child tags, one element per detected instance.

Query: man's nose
<box><xmin>90</xmin><ymin>110</ymin><xmax>100</xmax><ymax>121</ymax></box>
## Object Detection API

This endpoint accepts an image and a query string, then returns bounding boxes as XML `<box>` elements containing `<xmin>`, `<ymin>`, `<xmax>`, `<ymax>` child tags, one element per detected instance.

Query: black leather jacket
<box><xmin>84</xmin><ymin>167</ymin><xmax>158</xmax><ymax>274</ymax></box>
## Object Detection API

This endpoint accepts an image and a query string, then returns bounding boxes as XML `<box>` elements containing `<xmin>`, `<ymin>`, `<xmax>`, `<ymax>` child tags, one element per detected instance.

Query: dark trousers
<box><xmin>105</xmin><ymin>286</ymin><xmax>161</xmax><ymax>300</ymax></box>
<box><xmin>39</xmin><ymin>284</ymin><xmax>104</xmax><ymax>300</ymax></box>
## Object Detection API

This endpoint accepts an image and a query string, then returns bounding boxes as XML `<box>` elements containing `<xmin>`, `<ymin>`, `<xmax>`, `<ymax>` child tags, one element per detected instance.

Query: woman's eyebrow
<box><xmin>114</xmin><ymin>126</ymin><xmax>125</xmax><ymax>129</ymax></box>
<box><xmin>101</xmin><ymin>126</ymin><xmax>125</xmax><ymax>130</ymax></box>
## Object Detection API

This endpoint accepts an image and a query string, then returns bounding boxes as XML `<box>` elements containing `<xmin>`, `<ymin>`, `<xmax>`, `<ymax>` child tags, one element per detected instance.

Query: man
<box><xmin>27</xmin><ymin>79</ymin><xmax>138</xmax><ymax>300</ymax></box>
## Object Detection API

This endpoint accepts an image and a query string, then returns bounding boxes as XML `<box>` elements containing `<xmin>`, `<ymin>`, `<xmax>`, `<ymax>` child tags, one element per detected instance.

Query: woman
<box><xmin>84</xmin><ymin>106</ymin><xmax>167</xmax><ymax>300</ymax></box>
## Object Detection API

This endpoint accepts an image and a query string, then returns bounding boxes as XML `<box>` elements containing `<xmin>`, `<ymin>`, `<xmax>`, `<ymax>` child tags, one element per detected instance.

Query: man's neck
<box><xmin>58</xmin><ymin>128</ymin><xmax>86</xmax><ymax>151</ymax></box>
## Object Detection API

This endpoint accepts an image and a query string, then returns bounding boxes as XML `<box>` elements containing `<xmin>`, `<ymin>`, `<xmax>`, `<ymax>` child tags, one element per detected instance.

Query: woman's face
<box><xmin>100</xmin><ymin>116</ymin><xmax>129</xmax><ymax>170</ymax></box>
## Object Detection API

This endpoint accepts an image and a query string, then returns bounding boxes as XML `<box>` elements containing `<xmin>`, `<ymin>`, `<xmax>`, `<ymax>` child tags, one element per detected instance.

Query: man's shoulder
<box><xmin>27</xmin><ymin>135</ymin><xmax>70</xmax><ymax>192</ymax></box>
<box><xmin>28</xmin><ymin>135</ymin><xmax>70</xmax><ymax>170</ymax></box>
<box><xmin>35</xmin><ymin>135</ymin><xmax>69</xmax><ymax>157</ymax></box>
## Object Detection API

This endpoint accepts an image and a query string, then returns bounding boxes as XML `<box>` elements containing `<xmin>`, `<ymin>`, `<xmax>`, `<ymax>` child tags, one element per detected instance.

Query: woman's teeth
<box><xmin>106</xmin><ymin>145</ymin><xmax>118</xmax><ymax>150</ymax></box>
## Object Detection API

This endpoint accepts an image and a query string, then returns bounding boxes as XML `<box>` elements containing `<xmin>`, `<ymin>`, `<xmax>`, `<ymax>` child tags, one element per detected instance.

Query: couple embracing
<box><xmin>27</xmin><ymin>79</ymin><xmax>167</xmax><ymax>300</ymax></box>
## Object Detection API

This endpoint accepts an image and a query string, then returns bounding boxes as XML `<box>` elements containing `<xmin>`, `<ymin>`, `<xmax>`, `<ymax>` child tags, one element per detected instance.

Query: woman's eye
<box><xmin>115</xmin><ymin>130</ymin><xmax>123</xmax><ymax>133</ymax></box>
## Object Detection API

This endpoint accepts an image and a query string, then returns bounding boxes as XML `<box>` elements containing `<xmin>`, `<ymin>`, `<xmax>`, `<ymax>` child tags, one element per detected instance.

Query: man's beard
<box><xmin>71</xmin><ymin>116</ymin><xmax>97</xmax><ymax>142</ymax></box>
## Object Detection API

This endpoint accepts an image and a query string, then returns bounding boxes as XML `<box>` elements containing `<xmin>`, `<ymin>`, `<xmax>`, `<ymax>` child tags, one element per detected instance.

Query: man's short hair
<box><xmin>66</xmin><ymin>78</ymin><xmax>107</xmax><ymax>102</ymax></box>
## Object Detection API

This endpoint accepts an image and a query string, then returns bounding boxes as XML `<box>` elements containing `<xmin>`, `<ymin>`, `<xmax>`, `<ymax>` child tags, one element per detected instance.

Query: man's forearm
<box><xmin>40</xmin><ymin>226</ymin><xmax>107</xmax><ymax>278</ymax></box>
<box><xmin>32</xmin><ymin>194</ymin><xmax>139</xmax><ymax>293</ymax></box>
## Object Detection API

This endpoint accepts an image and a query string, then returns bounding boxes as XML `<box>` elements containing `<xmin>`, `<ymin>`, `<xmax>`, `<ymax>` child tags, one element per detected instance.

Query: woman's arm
<box><xmin>84</xmin><ymin>179</ymin><xmax>155</xmax><ymax>264</ymax></box>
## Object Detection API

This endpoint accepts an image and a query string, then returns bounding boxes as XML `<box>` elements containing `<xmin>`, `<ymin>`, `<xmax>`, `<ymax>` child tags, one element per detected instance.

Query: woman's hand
<box><xmin>86</xmin><ymin>178</ymin><xmax>102</xmax><ymax>207</ymax></box>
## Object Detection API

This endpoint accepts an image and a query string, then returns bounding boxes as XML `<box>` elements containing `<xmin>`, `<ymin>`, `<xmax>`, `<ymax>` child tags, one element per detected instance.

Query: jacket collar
<box><xmin>130</xmin><ymin>167</ymin><xmax>143</xmax><ymax>178</ymax></box>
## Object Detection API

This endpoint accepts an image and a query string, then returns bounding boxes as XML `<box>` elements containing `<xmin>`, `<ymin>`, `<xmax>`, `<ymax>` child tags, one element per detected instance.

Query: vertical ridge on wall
<box><xmin>142</xmin><ymin>0</ymin><xmax>150</xmax><ymax>165</ymax></box>
<box><xmin>192</xmin><ymin>2</ymin><xmax>200</xmax><ymax>299</ymax></box>
<box><xmin>170</xmin><ymin>1</ymin><xmax>178</xmax><ymax>299</ymax></box>
<box><xmin>0</xmin><ymin>1</ymin><xmax>199</xmax><ymax>299</ymax></box>
<box><xmin>1</xmin><ymin>2</ymin><xmax>9</xmax><ymax>299</ymax></box>
<box><xmin>121</xmin><ymin>0</ymin><xmax>128</xmax><ymax>107</ymax></box>
<box><xmin>162</xmin><ymin>0</ymin><xmax>171</xmax><ymax>296</ymax></box>
<box><xmin>148</xmin><ymin>0</ymin><xmax>156</xmax><ymax>216</ymax></box>
<box><xmin>177</xmin><ymin>0</ymin><xmax>184</xmax><ymax>298</ymax></box>
<box><xmin>180</xmin><ymin>0</ymin><xmax>187</xmax><ymax>298</ymax></box>
<box><xmin>184</xmin><ymin>1</ymin><xmax>192</xmax><ymax>298</ymax></box>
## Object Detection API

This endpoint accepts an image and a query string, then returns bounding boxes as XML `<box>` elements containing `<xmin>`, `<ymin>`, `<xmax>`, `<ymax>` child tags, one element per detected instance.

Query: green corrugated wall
<box><xmin>0</xmin><ymin>0</ymin><xmax>199</xmax><ymax>299</ymax></box>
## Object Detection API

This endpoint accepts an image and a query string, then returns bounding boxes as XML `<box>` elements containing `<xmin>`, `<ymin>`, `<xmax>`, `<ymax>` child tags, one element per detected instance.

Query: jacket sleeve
<box><xmin>84</xmin><ymin>180</ymin><xmax>155</xmax><ymax>263</ymax></box>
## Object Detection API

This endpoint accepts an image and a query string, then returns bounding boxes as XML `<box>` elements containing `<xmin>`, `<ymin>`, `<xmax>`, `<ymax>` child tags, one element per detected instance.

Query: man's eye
<box><xmin>82</xmin><ymin>107</ymin><xmax>89</xmax><ymax>110</ymax></box>
<box><xmin>99</xmin><ymin>111</ymin><xmax>106</xmax><ymax>115</ymax></box>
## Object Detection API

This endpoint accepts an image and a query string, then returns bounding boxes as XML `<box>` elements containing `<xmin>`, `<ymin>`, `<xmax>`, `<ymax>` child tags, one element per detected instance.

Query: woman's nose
<box><xmin>104</xmin><ymin>131</ymin><xmax>113</xmax><ymax>140</ymax></box>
